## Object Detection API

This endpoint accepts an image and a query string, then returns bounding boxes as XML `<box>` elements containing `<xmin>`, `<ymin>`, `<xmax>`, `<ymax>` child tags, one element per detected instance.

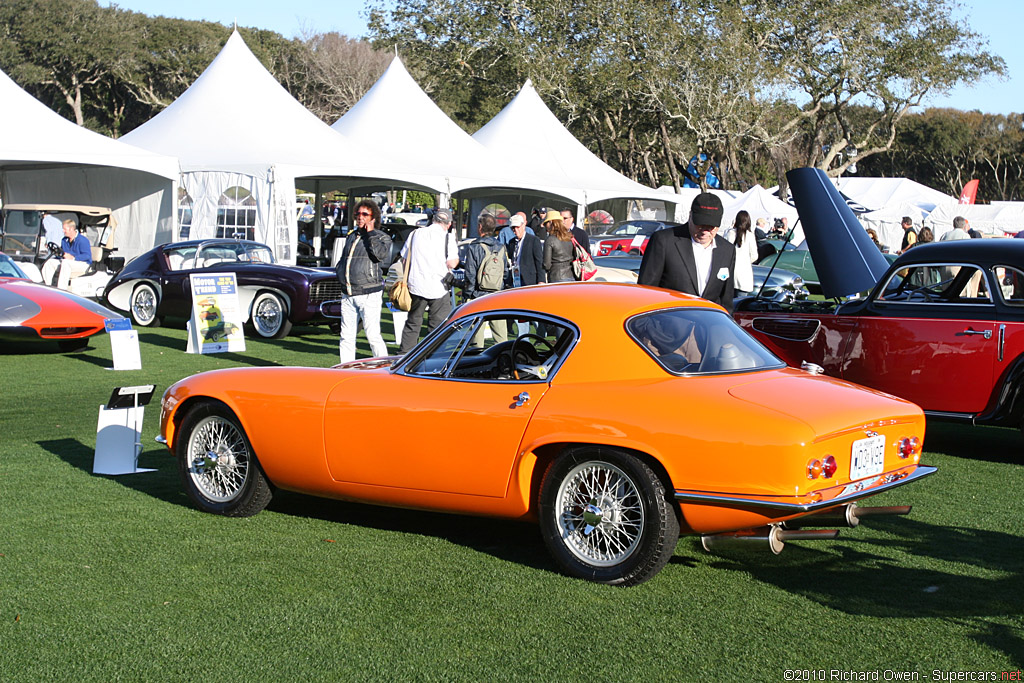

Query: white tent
<box><xmin>925</xmin><ymin>202</ymin><xmax>1024</xmax><ymax>237</ymax></box>
<box><xmin>333</xmin><ymin>59</ymin><xmax>577</xmax><ymax>205</ymax></box>
<box><xmin>0</xmin><ymin>68</ymin><xmax>178</xmax><ymax>261</ymax></box>
<box><xmin>721</xmin><ymin>185</ymin><xmax>802</xmax><ymax>243</ymax></box>
<box><xmin>473</xmin><ymin>80</ymin><xmax>677</xmax><ymax>210</ymax></box>
<box><xmin>859</xmin><ymin>203</ymin><xmax>930</xmax><ymax>251</ymax></box>
<box><xmin>122</xmin><ymin>31</ymin><xmax>441</xmax><ymax>263</ymax></box>
<box><xmin>835</xmin><ymin>177</ymin><xmax>956</xmax><ymax>214</ymax></box>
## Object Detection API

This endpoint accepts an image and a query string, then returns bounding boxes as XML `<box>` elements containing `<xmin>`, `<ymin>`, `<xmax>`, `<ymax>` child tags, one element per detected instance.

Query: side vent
<box><xmin>751</xmin><ymin>317</ymin><xmax>821</xmax><ymax>342</ymax></box>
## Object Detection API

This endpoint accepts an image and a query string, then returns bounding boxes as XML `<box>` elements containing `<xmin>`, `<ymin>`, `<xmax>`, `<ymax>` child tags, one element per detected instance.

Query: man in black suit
<box><xmin>508</xmin><ymin>214</ymin><xmax>545</xmax><ymax>286</ymax></box>
<box><xmin>638</xmin><ymin>192</ymin><xmax>736</xmax><ymax>312</ymax></box>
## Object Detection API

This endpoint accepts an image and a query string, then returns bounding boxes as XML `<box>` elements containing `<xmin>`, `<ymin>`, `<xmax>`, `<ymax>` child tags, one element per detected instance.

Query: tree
<box><xmin>293</xmin><ymin>31</ymin><xmax>392</xmax><ymax>124</ymax></box>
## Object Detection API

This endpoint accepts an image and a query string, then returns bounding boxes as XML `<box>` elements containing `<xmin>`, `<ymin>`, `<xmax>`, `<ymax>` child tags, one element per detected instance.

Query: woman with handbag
<box><xmin>542</xmin><ymin>211</ymin><xmax>575</xmax><ymax>283</ymax></box>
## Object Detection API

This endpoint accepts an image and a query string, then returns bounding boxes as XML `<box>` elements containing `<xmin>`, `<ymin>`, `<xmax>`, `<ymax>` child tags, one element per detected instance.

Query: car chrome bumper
<box><xmin>675</xmin><ymin>465</ymin><xmax>937</xmax><ymax>513</ymax></box>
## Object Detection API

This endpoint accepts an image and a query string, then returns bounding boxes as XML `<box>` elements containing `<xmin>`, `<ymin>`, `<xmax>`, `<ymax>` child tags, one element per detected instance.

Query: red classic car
<box><xmin>735</xmin><ymin>167</ymin><xmax>1024</xmax><ymax>431</ymax></box>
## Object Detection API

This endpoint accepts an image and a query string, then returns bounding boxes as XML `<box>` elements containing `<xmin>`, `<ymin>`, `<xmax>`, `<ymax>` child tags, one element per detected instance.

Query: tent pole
<box><xmin>313</xmin><ymin>179</ymin><xmax>323</xmax><ymax>258</ymax></box>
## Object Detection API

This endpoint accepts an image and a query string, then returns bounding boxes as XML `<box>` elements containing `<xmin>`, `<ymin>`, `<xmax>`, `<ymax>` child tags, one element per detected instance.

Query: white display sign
<box><xmin>105</xmin><ymin>318</ymin><xmax>142</xmax><ymax>370</ymax></box>
<box><xmin>187</xmin><ymin>273</ymin><xmax>246</xmax><ymax>354</ymax></box>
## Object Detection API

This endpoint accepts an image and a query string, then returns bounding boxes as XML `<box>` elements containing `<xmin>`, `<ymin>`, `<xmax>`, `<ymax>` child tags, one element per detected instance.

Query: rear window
<box><xmin>627</xmin><ymin>308</ymin><xmax>784</xmax><ymax>375</ymax></box>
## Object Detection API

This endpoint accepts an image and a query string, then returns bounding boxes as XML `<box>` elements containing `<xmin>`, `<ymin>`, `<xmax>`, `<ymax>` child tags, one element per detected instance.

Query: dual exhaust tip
<box><xmin>700</xmin><ymin>504</ymin><xmax>911</xmax><ymax>555</ymax></box>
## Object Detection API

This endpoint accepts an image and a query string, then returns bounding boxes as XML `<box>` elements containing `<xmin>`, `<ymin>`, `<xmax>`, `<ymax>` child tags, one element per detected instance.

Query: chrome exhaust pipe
<box><xmin>783</xmin><ymin>504</ymin><xmax>912</xmax><ymax>529</ymax></box>
<box><xmin>701</xmin><ymin>526</ymin><xmax>840</xmax><ymax>555</ymax></box>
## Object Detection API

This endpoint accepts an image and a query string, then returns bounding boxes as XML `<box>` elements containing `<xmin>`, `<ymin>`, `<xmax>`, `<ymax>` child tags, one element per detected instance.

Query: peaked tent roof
<box><xmin>835</xmin><ymin>177</ymin><xmax>956</xmax><ymax>213</ymax></box>
<box><xmin>121</xmin><ymin>31</ymin><xmax>440</xmax><ymax>190</ymax></box>
<box><xmin>332</xmin><ymin>57</ymin><xmax>576</xmax><ymax>199</ymax></box>
<box><xmin>722</xmin><ymin>185</ymin><xmax>800</xmax><ymax>231</ymax></box>
<box><xmin>473</xmin><ymin>80</ymin><xmax>673</xmax><ymax>205</ymax></box>
<box><xmin>0</xmin><ymin>67</ymin><xmax>177</xmax><ymax>179</ymax></box>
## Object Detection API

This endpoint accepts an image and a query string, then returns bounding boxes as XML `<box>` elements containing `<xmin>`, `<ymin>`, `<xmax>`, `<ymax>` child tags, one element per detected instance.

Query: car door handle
<box><xmin>514</xmin><ymin>392</ymin><xmax>530</xmax><ymax>408</ymax></box>
<box><xmin>962</xmin><ymin>329</ymin><xmax>992</xmax><ymax>339</ymax></box>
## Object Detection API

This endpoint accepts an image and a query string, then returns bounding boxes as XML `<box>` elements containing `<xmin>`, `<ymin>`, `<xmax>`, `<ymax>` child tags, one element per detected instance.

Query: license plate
<box><xmin>850</xmin><ymin>435</ymin><xmax>886</xmax><ymax>480</ymax></box>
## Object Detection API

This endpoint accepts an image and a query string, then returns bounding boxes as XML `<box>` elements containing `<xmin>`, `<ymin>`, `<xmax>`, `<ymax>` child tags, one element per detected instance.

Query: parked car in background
<box><xmin>594</xmin><ymin>254</ymin><xmax>809</xmax><ymax>300</ymax></box>
<box><xmin>757</xmin><ymin>242</ymin><xmax>897</xmax><ymax>293</ymax></box>
<box><xmin>160</xmin><ymin>282</ymin><xmax>933</xmax><ymax>586</ymax></box>
<box><xmin>103</xmin><ymin>239</ymin><xmax>339</xmax><ymax>339</ymax></box>
<box><xmin>0</xmin><ymin>253</ymin><xmax>122</xmax><ymax>351</ymax></box>
<box><xmin>736</xmin><ymin>167</ymin><xmax>1024</xmax><ymax>432</ymax></box>
<box><xmin>589</xmin><ymin>220</ymin><xmax>683</xmax><ymax>256</ymax></box>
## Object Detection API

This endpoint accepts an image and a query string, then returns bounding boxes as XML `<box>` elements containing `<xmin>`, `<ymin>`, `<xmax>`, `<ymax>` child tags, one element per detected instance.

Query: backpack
<box><xmin>476</xmin><ymin>241</ymin><xmax>506</xmax><ymax>292</ymax></box>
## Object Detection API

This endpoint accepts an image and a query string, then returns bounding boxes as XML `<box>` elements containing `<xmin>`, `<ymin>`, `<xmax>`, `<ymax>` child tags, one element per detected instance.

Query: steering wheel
<box><xmin>47</xmin><ymin>241</ymin><xmax>64</xmax><ymax>259</ymax></box>
<box><xmin>509</xmin><ymin>333</ymin><xmax>555</xmax><ymax>380</ymax></box>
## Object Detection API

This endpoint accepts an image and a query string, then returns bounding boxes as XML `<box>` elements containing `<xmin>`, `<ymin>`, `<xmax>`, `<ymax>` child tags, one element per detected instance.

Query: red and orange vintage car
<box><xmin>736</xmin><ymin>168</ymin><xmax>1024</xmax><ymax>432</ymax></box>
<box><xmin>159</xmin><ymin>282</ymin><xmax>934</xmax><ymax>585</ymax></box>
<box><xmin>0</xmin><ymin>253</ymin><xmax>121</xmax><ymax>351</ymax></box>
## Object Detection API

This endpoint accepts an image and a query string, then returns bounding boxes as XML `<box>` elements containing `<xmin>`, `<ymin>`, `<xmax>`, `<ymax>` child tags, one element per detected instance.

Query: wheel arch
<box><xmin>242</xmin><ymin>286</ymin><xmax>292</xmax><ymax>323</ymax></box>
<box><xmin>522</xmin><ymin>441</ymin><xmax>676</xmax><ymax>519</ymax></box>
<box><xmin>978</xmin><ymin>351</ymin><xmax>1024</xmax><ymax>427</ymax></box>
<box><xmin>107</xmin><ymin>278</ymin><xmax>161</xmax><ymax>313</ymax></box>
<box><xmin>166</xmin><ymin>395</ymin><xmax>237</xmax><ymax>454</ymax></box>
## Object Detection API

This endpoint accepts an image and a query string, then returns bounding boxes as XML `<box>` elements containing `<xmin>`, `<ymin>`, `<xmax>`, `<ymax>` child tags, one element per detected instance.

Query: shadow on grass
<box><xmin>40</xmin><ymin>438</ymin><xmax>185</xmax><ymax>506</ymax></box>
<box><xmin>924</xmin><ymin>421</ymin><xmax>1022</xmax><ymax>465</ymax></box>
<box><xmin>267</xmin><ymin>490</ymin><xmax>554</xmax><ymax>573</ymax></box>
<box><xmin>40</xmin><ymin>436</ymin><xmax>553</xmax><ymax>571</ymax></box>
<box><xmin>706</xmin><ymin>515</ymin><xmax>1024</xmax><ymax>628</ymax></box>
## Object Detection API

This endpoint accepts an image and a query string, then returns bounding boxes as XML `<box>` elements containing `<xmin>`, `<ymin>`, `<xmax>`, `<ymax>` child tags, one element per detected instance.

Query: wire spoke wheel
<box><xmin>131</xmin><ymin>284</ymin><xmax>158</xmax><ymax>325</ymax></box>
<box><xmin>186</xmin><ymin>415</ymin><xmax>250</xmax><ymax>503</ymax></box>
<box><xmin>251</xmin><ymin>292</ymin><xmax>291</xmax><ymax>338</ymax></box>
<box><xmin>555</xmin><ymin>461</ymin><xmax>644</xmax><ymax>567</ymax></box>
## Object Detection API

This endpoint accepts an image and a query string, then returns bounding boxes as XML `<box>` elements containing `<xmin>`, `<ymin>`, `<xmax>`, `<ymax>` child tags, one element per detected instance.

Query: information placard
<box><xmin>187</xmin><ymin>273</ymin><xmax>246</xmax><ymax>354</ymax></box>
<box><xmin>105</xmin><ymin>317</ymin><xmax>142</xmax><ymax>370</ymax></box>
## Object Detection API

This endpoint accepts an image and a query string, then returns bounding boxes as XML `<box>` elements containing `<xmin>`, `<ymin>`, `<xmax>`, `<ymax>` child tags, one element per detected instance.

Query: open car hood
<box><xmin>787</xmin><ymin>168</ymin><xmax>890</xmax><ymax>298</ymax></box>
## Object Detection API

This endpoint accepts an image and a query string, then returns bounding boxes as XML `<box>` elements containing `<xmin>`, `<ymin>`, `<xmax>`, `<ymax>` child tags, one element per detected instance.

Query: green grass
<box><xmin>2</xmin><ymin>321</ymin><xmax>1023</xmax><ymax>680</ymax></box>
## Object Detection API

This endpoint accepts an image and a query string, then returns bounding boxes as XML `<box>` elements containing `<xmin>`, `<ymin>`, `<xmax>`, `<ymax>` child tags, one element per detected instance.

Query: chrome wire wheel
<box><xmin>186</xmin><ymin>415</ymin><xmax>250</xmax><ymax>503</ymax></box>
<box><xmin>131</xmin><ymin>284</ymin><xmax>157</xmax><ymax>325</ymax></box>
<box><xmin>554</xmin><ymin>460</ymin><xmax>645</xmax><ymax>567</ymax></box>
<box><xmin>253</xmin><ymin>293</ymin><xmax>284</xmax><ymax>337</ymax></box>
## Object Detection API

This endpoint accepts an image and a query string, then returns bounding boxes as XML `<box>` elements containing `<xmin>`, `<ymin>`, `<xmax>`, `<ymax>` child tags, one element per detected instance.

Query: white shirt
<box><xmin>724</xmin><ymin>230</ymin><xmax>756</xmax><ymax>291</ymax></box>
<box><xmin>691</xmin><ymin>238</ymin><xmax>716</xmax><ymax>295</ymax></box>
<box><xmin>401</xmin><ymin>224</ymin><xmax>457</xmax><ymax>299</ymax></box>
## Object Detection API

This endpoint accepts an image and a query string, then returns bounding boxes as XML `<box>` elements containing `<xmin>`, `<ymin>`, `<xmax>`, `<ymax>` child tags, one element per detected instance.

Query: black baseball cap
<box><xmin>690</xmin><ymin>193</ymin><xmax>723</xmax><ymax>227</ymax></box>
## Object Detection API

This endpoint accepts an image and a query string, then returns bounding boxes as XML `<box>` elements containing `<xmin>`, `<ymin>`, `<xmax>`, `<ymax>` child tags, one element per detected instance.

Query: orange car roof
<box><xmin>454</xmin><ymin>282</ymin><xmax>720</xmax><ymax>324</ymax></box>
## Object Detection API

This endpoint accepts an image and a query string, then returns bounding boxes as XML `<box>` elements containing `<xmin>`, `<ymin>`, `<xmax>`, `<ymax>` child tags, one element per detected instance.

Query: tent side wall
<box><xmin>1</xmin><ymin>166</ymin><xmax>176</xmax><ymax>261</ymax></box>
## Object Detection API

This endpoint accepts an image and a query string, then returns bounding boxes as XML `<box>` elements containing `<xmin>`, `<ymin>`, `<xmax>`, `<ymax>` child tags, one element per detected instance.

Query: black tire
<box><xmin>57</xmin><ymin>337</ymin><xmax>89</xmax><ymax>352</ymax></box>
<box><xmin>176</xmin><ymin>402</ymin><xmax>272</xmax><ymax>517</ymax></box>
<box><xmin>130</xmin><ymin>283</ymin><xmax>162</xmax><ymax>327</ymax></box>
<box><xmin>538</xmin><ymin>447</ymin><xmax>680</xmax><ymax>586</ymax></box>
<box><xmin>249</xmin><ymin>291</ymin><xmax>292</xmax><ymax>339</ymax></box>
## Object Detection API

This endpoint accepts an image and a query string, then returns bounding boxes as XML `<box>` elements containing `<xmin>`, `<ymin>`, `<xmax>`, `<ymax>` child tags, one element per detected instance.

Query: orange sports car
<box><xmin>158</xmin><ymin>283</ymin><xmax>935</xmax><ymax>585</ymax></box>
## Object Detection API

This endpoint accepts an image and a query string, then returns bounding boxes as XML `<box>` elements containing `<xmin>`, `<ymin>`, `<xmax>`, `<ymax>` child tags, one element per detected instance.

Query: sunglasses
<box><xmin>356</xmin><ymin>211</ymin><xmax>372</xmax><ymax>217</ymax></box>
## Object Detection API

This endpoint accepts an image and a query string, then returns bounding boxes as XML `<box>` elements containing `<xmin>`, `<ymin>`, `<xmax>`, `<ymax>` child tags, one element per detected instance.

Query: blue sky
<box><xmin>101</xmin><ymin>0</ymin><xmax>1020</xmax><ymax>115</ymax></box>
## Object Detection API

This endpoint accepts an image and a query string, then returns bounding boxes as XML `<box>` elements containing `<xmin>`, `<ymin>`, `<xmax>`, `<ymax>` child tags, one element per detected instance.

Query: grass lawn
<box><xmin>1</xmin><ymin>319</ymin><xmax>1022</xmax><ymax>681</ymax></box>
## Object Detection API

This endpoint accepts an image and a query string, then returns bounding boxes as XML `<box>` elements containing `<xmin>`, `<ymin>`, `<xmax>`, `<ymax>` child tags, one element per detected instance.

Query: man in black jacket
<box><xmin>335</xmin><ymin>199</ymin><xmax>392</xmax><ymax>362</ymax></box>
<box><xmin>638</xmin><ymin>193</ymin><xmax>736</xmax><ymax>312</ymax></box>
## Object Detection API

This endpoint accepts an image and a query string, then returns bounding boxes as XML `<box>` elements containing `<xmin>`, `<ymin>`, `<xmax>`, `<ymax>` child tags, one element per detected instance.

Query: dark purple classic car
<box><xmin>103</xmin><ymin>240</ymin><xmax>340</xmax><ymax>338</ymax></box>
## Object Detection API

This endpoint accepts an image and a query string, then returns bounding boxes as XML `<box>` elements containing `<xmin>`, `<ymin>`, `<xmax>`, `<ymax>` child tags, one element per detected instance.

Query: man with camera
<box><xmin>398</xmin><ymin>207</ymin><xmax>460</xmax><ymax>353</ymax></box>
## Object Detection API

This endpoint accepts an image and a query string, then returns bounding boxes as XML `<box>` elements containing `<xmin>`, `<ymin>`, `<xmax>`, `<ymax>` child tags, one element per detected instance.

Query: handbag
<box><xmin>388</xmin><ymin>234</ymin><xmax>413</xmax><ymax>311</ymax></box>
<box><xmin>571</xmin><ymin>237</ymin><xmax>598</xmax><ymax>281</ymax></box>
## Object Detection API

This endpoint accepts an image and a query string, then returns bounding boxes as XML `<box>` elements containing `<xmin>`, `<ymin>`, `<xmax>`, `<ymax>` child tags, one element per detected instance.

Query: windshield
<box><xmin>627</xmin><ymin>308</ymin><xmax>784</xmax><ymax>375</ymax></box>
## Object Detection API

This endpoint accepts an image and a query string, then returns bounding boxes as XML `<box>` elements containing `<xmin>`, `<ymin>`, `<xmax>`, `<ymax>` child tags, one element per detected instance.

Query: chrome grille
<box><xmin>310</xmin><ymin>279</ymin><xmax>343</xmax><ymax>304</ymax></box>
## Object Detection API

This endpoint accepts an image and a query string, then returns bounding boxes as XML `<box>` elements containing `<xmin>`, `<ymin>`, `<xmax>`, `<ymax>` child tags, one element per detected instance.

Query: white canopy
<box><xmin>333</xmin><ymin>58</ymin><xmax>578</xmax><ymax>201</ymax></box>
<box><xmin>473</xmin><ymin>80</ymin><xmax>675</xmax><ymax>207</ymax></box>
<box><xmin>859</xmin><ymin>202</ymin><xmax>930</xmax><ymax>251</ymax></box>
<box><xmin>0</xmin><ymin>67</ymin><xmax>178</xmax><ymax>260</ymax></box>
<box><xmin>122</xmin><ymin>32</ymin><xmax>441</xmax><ymax>261</ymax></box>
<box><xmin>721</xmin><ymin>185</ymin><xmax>801</xmax><ymax>241</ymax></box>
<box><xmin>835</xmin><ymin>177</ymin><xmax>956</xmax><ymax>213</ymax></box>
<box><xmin>925</xmin><ymin>202</ymin><xmax>1024</xmax><ymax>237</ymax></box>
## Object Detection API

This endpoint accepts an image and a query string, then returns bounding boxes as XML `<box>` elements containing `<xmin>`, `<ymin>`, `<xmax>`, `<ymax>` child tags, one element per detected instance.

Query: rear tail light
<box><xmin>808</xmin><ymin>455</ymin><xmax>837</xmax><ymax>480</ymax></box>
<box><xmin>822</xmin><ymin>455</ymin><xmax>837</xmax><ymax>478</ymax></box>
<box><xmin>896</xmin><ymin>437</ymin><xmax>920</xmax><ymax>459</ymax></box>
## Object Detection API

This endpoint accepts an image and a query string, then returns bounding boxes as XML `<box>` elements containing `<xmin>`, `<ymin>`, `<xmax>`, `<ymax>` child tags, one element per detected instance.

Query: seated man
<box><xmin>41</xmin><ymin>219</ymin><xmax>92</xmax><ymax>289</ymax></box>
